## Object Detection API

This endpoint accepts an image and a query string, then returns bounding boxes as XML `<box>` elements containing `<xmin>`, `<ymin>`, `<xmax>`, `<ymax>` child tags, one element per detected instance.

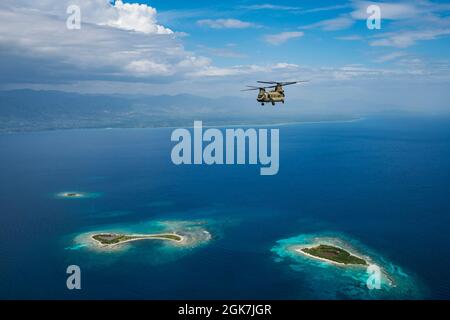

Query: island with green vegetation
<box><xmin>298</xmin><ymin>244</ymin><xmax>368</xmax><ymax>266</ymax></box>
<box><xmin>91</xmin><ymin>233</ymin><xmax>184</xmax><ymax>246</ymax></box>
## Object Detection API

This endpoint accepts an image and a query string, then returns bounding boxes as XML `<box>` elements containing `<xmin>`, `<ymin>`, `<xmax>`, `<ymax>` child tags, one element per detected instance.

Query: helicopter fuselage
<box><xmin>244</xmin><ymin>81</ymin><xmax>306</xmax><ymax>106</ymax></box>
<box><xmin>257</xmin><ymin>87</ymin><xmax>285</xmax><ymax>105</ymax></box>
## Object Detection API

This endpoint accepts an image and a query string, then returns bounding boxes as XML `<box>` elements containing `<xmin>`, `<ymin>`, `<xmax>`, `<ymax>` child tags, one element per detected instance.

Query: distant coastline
<box><xmin>0</xmin><ymin>117</ymin><xmax>364</xmax><ymax>134</ymax></box>
<box><xmin>0</xmin><ymin>89</ymin><xmax>364</xmax><ymax>134</ymax></box>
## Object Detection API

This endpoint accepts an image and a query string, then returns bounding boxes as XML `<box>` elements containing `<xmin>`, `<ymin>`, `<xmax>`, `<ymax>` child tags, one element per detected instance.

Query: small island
<box><xmin>91</xmin><ymin>232</ymin><xmax>184</xmax><ymax>247</ymax></box>
<box><xmin>66</xmin><ymin>193</ymin><xmax>82</xmax><ymax>197</ymax></box>
<box><xmin>61</xmin><ymin>192</ymin><xmax>84</xmax><ymax>198</ymax></box>
<box><xmin>56</xmin><ymin>191</ymin><xmax>102</xmax><ymax>199</ymax></box>
<box><xmin>298</xmin><ymin>244</ymin><xmax>367</xmax><ymax>266</ymax></box>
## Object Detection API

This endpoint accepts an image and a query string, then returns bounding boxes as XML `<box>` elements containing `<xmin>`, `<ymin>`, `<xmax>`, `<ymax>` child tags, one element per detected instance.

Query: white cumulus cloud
<box><xmin>197</xmin><ymin>19</ymin><xmax>256</xmax><ymax>29</ymax></box>
<box><xmin>0</xmin><ymin>0</ymin><xmax>211</xmax><ymax>83</ymax></box>
<box><xmin>125</xmin><ymin>60</ymin><xmax>173</xmax><ymax>76</ymax></box>
<box><xmin>351</xmin><ymin>1</ymin><xmax>421</xmax><ymax>20</ymax></box>
<box><xmin>106</xmin><ymin>0</ymin><xmax>173</xmax><ymax>34</ymax></box>
<box><xmin>370</xmin><ymin>29</ymin><xmax>450</xmax><ymax>48</ymax></box>
<box><xmin>300</xmin><ymin>16</ymin><xmax>354</xmax><ymax>31</ymax></box>
<box><xmin>264</xmin><ymin>31</ymin><xmax>304</xmax><ymax>45</ymax></box>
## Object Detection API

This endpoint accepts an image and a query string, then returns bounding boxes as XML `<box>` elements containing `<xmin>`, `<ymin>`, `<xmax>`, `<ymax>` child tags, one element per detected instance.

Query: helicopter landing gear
<box><xmin>261</xmin><ymin>103</ymin><xmax>264</xmax><ymax>106</ymax></box>
<box><xmin>282</xmin><ymin>100</ymin><xmax>285</xmax><ymax>104</ymax></box>
<box><xmin>271</xmin><ymin>101</ymin><xmax>275</xmax><ymax>106</ymax></box>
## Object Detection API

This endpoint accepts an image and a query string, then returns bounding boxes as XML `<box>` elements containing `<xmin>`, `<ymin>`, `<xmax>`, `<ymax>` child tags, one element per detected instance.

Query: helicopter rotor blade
<box><xmin>241</xmin><ymin>85</ymin><xmax>278</xmax><ymax>91</ymax></box>
<box><xmin>257</xmin><ymin>81</ymin><xmax>277</xmax><ymax>84</ymax></box>
<box><xmin>281</xmin><ymin>80</ymin><xmax>309</xmax><ymax>86</ymax></box>
<box><xmin>257</xmin><ymin>80</ymin><xmax>310</xmax><ymax>86</ymax></box>
<box><xmin>241</xmin><ymin>87</ymin><xmax>264</xmax><ymax>91</ymax></box>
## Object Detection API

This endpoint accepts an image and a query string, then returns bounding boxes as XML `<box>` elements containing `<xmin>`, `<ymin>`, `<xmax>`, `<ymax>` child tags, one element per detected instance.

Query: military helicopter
<box><xmin>242</xmin><ymin>81</ymin><xmax>308</xmax><ymax>106</ymax></box>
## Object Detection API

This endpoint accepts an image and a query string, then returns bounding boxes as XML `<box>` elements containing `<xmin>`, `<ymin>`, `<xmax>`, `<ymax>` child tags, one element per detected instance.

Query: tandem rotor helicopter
<box><xmin>242</xmin><ymin>81</ymin><xmax>308</xmax><ymax>106</ymax></box>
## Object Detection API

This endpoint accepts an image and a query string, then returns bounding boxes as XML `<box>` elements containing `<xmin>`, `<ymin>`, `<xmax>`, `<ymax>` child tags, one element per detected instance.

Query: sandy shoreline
<box><xmin>294</xmin><ymin>244</ymin><xmax>368</xmax><ymax>267</ymax></box>
<box><xmin>90</xmin><ymin>233</ymin><xmax>185</xmax><ymax>248</ymax></box>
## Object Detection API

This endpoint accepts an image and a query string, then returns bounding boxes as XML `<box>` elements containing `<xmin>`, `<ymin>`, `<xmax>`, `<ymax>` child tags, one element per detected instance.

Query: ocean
<box><xmin>1</xmin><ymin>116</ymin><xmax>449</xmax><ymax>299</ymax></box>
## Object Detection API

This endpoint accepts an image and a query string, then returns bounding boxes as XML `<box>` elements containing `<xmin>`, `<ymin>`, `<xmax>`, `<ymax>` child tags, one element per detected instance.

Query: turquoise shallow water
<box><xmin>0</xmin><ymin>116</ymin><xmax>449</xmax><ymax>299</ymax></box>
<box><xmin>55</xmin><ymin>191</ymin><xmax>102</xmax><ymax>199</ymax></box>
<box><xmin>64</xmin><ymin>219</ymin><xmax>213</xmax><ymax>266</ymax></box>
<box><xmin>271</xmin><ymin>232</ymin><xmax>424</xmax><ymax>299</ymax></box>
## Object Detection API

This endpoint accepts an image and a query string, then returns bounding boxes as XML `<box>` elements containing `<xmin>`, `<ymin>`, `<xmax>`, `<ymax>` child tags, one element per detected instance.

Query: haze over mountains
<box><xmin>0</xmin><ymin>90</ymin><xmax>358</xmax><ymax>132</ymax></box>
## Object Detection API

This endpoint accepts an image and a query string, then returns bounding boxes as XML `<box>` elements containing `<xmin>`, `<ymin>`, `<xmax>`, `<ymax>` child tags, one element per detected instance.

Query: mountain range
<box><xmin>0</xmin><ymin>89</ymin><xmax>357</xmax><ymax>132</ymax></box>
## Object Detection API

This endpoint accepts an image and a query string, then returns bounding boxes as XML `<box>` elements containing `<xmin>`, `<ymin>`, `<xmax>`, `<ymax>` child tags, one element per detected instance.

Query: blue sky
<box><xmin>0</xmin><ymin>0</ymin><xmax>449</xmax><ymax>113</ymax></box>
<box><xmin>148</xmin><ymin>0</ymin><xmax>450</xmax><ymax>67</ymax></box>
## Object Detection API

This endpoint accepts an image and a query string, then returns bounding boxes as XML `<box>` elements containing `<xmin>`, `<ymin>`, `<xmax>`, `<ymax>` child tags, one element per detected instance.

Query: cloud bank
<box><xmin>0</xmin><ymin>0</ymin><xmax>209</xmax><ymax>83</ymax></box>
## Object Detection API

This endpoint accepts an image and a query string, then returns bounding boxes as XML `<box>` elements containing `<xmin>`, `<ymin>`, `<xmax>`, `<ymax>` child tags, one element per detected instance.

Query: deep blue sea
<box><xmin>1</xmin><ymin>116</ymin><xmax>449</xmax><ymax>299</ymax></box>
